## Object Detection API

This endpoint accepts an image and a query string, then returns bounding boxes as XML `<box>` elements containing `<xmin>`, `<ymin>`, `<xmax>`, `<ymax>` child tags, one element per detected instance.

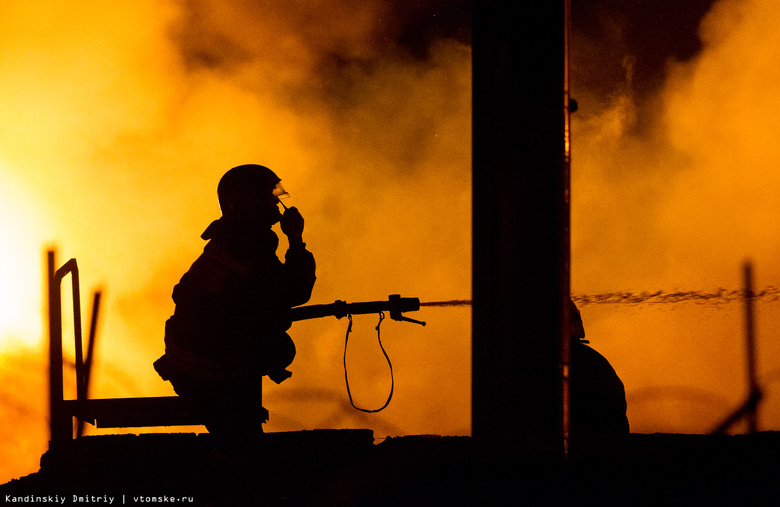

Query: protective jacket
<box><xmin>569</xmin><ymin>341</ymin><xmax>630</xmax><ymax>457</ymax></box>
<box><xmin>155</xmin><ymin>216</ymin><xmax>316</xmax><ymax>387</ymax></box>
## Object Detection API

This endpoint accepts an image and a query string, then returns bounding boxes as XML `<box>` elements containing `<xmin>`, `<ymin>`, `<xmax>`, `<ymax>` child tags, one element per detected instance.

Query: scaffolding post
<box><xmin>48</xmin><ymin>249</ymin><xmax>70</xmax><ymax>444</ymax></box>
<box><xmin>472</xmin><ymin>1</ymin><xmax>569</xmax><ymax>454</ymax></box>
<box><xmin>743</xmin><ymin>262</ymin><xmax>759</xmax><ymax>433</ymax></box>
<box><xmin>48</xmin><ymin>250</ymin><xmax>86</xmax><ymax>443</ymax></box>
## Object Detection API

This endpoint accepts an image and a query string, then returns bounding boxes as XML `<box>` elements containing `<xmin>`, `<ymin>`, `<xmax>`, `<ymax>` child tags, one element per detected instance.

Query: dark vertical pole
<box><xmin>472</xmin><ymin>0</ymin><xmax>569</xmax><ymax>455</ymax></box>
<box><xmin>48</xmin><ymin>249</ymin><xmax>70</xmax><ymax>443</ymax></box>
<box><xmin>561</xmin><ymin>0</ymin><xmax>573</xmax><ymax>454</ymax></box>
<box><xmin>77</xmin><ymin>290</ymin><xmax>101</xmax><ymax>438</ymax></box>
<box><xmin>743</xmin><ymin>262</ymin><xmax>758</xmax><ymax>433</ymax></box>
<box><xmin>84</xmin><ymin>291</ymin><xmax>101</xmax><ymax>401</ymax></box>
<box><xmin>710</xmin><ymin>262</ymin><xmax>763</xmax><ymax>435</ymax></box>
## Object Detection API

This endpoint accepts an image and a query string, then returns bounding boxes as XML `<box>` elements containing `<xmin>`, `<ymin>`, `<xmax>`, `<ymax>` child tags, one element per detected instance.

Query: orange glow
<box><xmin>571</xmin><ymin>0</ymin><xmax>780</xmax><ymax>436</ymax></box>
<box><xmin>4</xmin><ymin>0</ymin><xmax>780</xmax><ymax>488</ymax></box>
<box><xmin>0</xmin><ymin>0</ymin><xmax>470</xmax><ymax>484</ymax></box>
<box><xmin>0</xmin><ymin>168</ymin><xmax>52</xmax><ymax>350</ymax></box>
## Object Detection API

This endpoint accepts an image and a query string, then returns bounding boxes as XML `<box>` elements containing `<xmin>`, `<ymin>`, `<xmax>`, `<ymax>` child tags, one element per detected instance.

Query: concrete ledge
<box><xmin>3</xmin><ymin>431</ymin><xmax>780</xmax><ymax>505</ymax></box>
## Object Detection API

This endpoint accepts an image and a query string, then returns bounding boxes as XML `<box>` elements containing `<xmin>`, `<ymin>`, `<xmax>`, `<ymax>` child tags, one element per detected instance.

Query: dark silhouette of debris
<box><xmin>4</xmin><ymin>431</ymin><xmax>780</xmax><ymax>505</ymax></box>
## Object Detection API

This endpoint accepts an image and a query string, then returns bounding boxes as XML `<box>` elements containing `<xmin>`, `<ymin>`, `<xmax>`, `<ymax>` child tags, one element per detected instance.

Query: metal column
<box><xmin>472</xmin><ymin>1</ymin><xmax>570</xmax><ymax>454</ymax></box>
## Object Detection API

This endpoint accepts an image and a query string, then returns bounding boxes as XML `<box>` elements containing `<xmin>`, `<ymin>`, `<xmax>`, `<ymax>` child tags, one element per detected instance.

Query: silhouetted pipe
<box><xmin>472</xmin><ymin>1</ymin><xmax>569</xmax><ymax>453</ymax></box>
<box><xmin>743</xmin><ymin>262</ymin><xmax>760</xmax><ymax>433</ymax></box>
<box><xmin>290</xmin><ymin>295</ymin><xmax>423</xmax><ymax>325</ymax></box>
<box><xmin>47</xmin><ymin>250</ymin><xmax>67</xmax><ymax>443</ymax></box>
<box><xmin>48</xmin><ymin>253</ymin><xmax>85</xmax><ymax>443</ymax></box>
<box><xmin>710</xmin><ymin>262</ymin><xmax>764</xmax><ymax>435</ymax></box>
<box><xmin>85</xmin><ymin>291</ymin><xmax>101</xmax><ymax>400</ymax></box>
<box><xmin>77</xmin><ymin>290</ymin><xmax>102</xmax><ymax>439</ymax></box>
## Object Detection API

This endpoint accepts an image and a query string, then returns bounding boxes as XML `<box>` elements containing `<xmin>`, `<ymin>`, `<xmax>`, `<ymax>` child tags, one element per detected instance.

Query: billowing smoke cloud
<box><xmin>571</xmin><ymin>0</ymin><xmax>780</xmax><ymax>434</ymax></box>
<box><xmin>8</xmin><ymin>0</ymin><xmax>780</xmax><ymax>485</ymax></box>
<box><xmin>0</xmin><ymin>0</ymin><xmax>470</xmax><ymax>483</ymax></box>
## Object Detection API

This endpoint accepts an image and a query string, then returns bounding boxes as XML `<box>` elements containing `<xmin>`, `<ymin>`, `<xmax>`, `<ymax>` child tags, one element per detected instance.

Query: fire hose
<box><xmin>289</xmin><ymin>295</ymin><xmax>426</xmax><ymax>413</ymax></box>
<box><xmin>289</xmin><ymin>294</ymin><xmax>426</xmax><ymax>326</ymax></box>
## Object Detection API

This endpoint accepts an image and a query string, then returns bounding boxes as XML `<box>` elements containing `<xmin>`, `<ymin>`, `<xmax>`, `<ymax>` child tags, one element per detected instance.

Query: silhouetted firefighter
<box><xmin>154</xmin><ymin>164</ymin><xmax>316</xmax><ymax>463</ymax></box>
<box><xmin>569</xmin><ymin>299</ymin><xmax>630</xmax><ymax>458</ymax></box>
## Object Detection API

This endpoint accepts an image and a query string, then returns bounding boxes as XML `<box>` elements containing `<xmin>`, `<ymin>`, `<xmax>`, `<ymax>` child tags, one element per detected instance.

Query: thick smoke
<box><xmin>158</xmin><ymin>0</ymin><xmax>473</xmax><ymax>436</ymax></box>
<box><xmin>571</xmin><ymin>0</ymin><xmax>780</xmax><ymax>433</ymax></box>
<box><xmin>0</xmin><ymin>0</ymin><xmax>470</xmax><ymax>483</ymax></box>
<box><xmin>8</xmin><ymin>0</ymin><xmax>780</xmax><ymax>485</ymax></box>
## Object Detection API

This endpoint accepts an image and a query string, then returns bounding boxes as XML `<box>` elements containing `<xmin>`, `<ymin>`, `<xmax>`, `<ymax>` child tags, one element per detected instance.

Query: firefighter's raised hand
<box><xmin>280</xmin><ymin>206</ymin><xmax>305</xmax><ymax>244</ymax></box>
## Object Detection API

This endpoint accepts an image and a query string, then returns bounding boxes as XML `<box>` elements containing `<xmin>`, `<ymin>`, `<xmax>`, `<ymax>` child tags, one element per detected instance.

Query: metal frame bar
<box><xmin>48</xmin><ymin>250</ymin><xmax>204</xmax><ymax>442</ymax></box>
<box><xmin>48</xmin><ymin>252</ymin><xmax>87</xmax><ymax>443</ymax></box>
<box><xmin>46</xmin><ymin>253</ymin><xmax>425</xmax><ymax>439</ymax></box>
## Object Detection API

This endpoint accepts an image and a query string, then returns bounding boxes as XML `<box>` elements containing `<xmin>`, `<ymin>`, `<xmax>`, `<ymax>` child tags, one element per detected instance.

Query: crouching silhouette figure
<box><xmin>569</xmin><ymin>299</ymin><xmax>629</xmax><ymax>459</ymax></box>
<box><xmin>154</xmin><ymin>164</ymin><xmax>316</xmax><ymax>464</ymax></box>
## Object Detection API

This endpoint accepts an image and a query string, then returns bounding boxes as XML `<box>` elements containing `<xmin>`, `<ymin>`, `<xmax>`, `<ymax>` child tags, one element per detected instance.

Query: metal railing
<box><xmin>46</xmin><ymin>249</ymin><xmax>429</xmax><ymax>444</ymax></box>
<box><xmin>47</xmin><ymin>250</ymin><xmax>201</xmax><ymax>444</ymax></box>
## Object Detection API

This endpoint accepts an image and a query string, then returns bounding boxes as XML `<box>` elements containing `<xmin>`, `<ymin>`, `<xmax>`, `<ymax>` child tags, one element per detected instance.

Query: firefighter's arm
<box><xmin>280</xmin><ymin>206</ymin><xmax>304</xmax><ymax>246</ymax></box>
<box><xmin>280</xmin><ymin>206</ymin><xmax>316</xmax><ymax>306</ymax></box>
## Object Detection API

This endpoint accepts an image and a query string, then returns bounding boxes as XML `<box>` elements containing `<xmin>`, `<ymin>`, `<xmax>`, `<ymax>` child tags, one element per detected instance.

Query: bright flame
<box><xmin>3</xmin><ymin>2</ymin><xmax>779</xmax><ymax>486</ymax></box>
<box><xmin>0</xmin><ymin>0</ymin><xmax>472</xmax><ymax>484</ymax></box>
<box><xmin>0</xmin><ymin>166</ymin><xmax>52</xmax><ymax>350</ymax></box>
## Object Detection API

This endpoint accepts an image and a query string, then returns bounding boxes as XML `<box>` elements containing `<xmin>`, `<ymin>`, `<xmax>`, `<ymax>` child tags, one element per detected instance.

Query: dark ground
<box><xmin>2</xmin><ymin>431</ymin><xmax>780</xmax><ymax>505</ymax></box>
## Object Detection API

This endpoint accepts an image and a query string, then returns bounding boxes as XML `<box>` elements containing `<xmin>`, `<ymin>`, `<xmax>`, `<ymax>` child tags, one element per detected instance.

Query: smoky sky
<box><xmin>165</xmin><ymin>0</ymin><xmax>473</xmax><ymax>190</ymax></box>
<box><xmin>571</xmin><ymin>0</ymin><xmax>717</xmax><ymax>129</ymax></box>
<box><xmin>172</xmin><ymin>0</ymin><xmax>471</xmax><ymax>87</ymax></box>
<box><xmin>0</xmin><ymin>0</ymin><xmax>473</xmax><ymax>484</ymax></box>
<box><xmin>568</xmin><ymin>0</ymin><xmax>780</xmax><ymax>434</ymax></box>
<box><xmin>168</xmin><ymin>0</ymin><xmax>714</xmax><ymax>130</ymax></box>
<box><xmin>6</xmin><ymin>0</ymin><xmax>776</xmax><ymax>483</ymax></box>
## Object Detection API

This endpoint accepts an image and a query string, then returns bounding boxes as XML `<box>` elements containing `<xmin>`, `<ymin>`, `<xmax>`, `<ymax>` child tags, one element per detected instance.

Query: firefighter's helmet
<box><xmin>217</xmin><ymin>164</ymin><xmax>288</xmax><ymax>217</ymax></box>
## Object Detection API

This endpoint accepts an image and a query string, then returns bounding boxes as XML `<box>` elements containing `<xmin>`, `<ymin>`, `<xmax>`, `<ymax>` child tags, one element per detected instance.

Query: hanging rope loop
<box><xmin>343</xmin><ymin>311</ymin><xmax>394</xmax><ymax>413</ymax></box>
